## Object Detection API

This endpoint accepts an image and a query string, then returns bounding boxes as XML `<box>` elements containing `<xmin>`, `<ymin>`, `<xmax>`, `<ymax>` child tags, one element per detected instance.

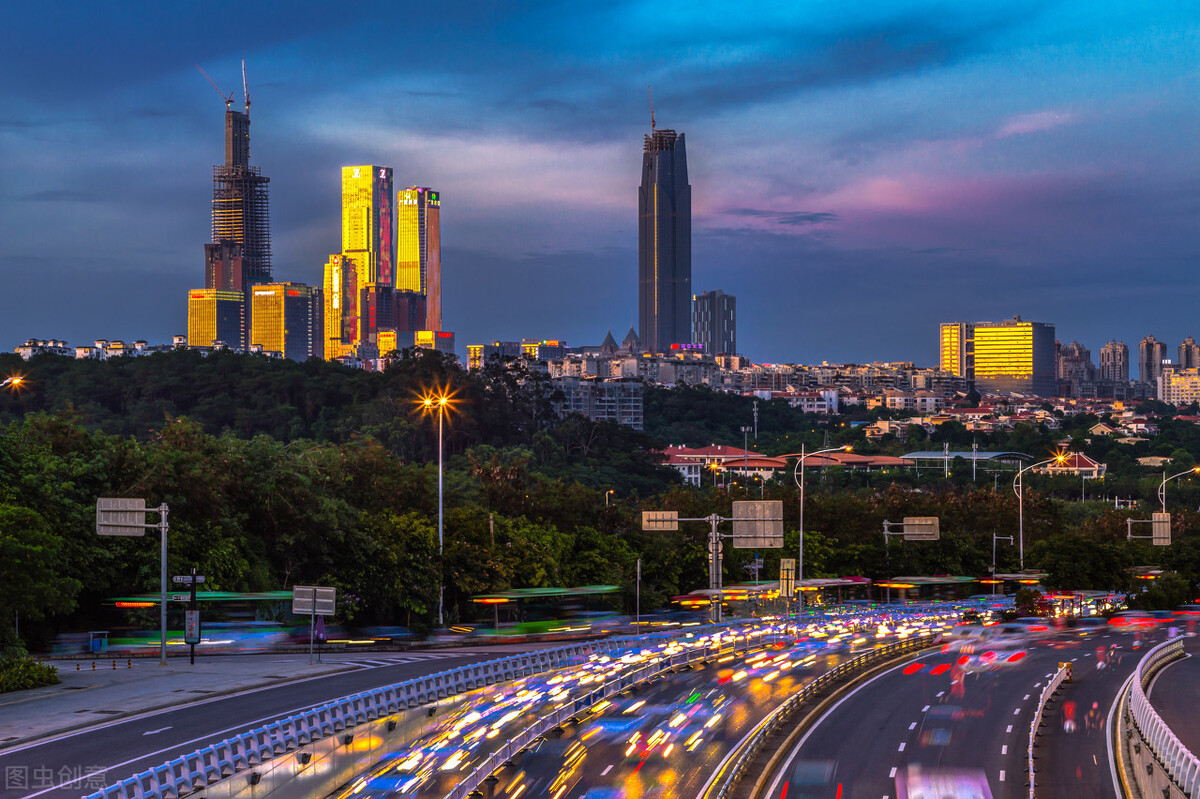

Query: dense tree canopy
<box><xmin>1</xmin><ymin>349</ymin><xmax>1198</xmax><ymax>651</ymax></box>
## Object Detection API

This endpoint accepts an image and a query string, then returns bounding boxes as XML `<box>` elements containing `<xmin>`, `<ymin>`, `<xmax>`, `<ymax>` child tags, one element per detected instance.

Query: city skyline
<box><xmin>2</xmin><ymin>2</ymin><xmax>1199</xmax><ymax>364</ymax></box>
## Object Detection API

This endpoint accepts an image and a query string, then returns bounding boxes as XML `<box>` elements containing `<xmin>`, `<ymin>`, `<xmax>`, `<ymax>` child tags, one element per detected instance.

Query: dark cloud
<box><xmin>20</xmin><ymin>190</ymin><xmax>103</xmax><ymax>203</ymax></box>
<box><xmin>723</xmin><ymin>208</ymin><xmax>838</xmax><ymax>226</ymax></box>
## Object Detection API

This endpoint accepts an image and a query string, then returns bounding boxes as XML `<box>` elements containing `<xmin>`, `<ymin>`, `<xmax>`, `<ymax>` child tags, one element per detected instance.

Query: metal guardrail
<box><xmin>442</xmin><ymin>627</ymin><xmax>784</xmax><ymax>799</ymax></box>
<box><xmin>1026</xmin><ymin>662</ymin><xmax>1069</xmax><ymax>798</ymax></box>
<box><xmin>82</xmin><ymin>622</ymin><xmax>774</xmax><ymax>799</ymax></box>
<box><xmin>706</xmin><ymin>633</ymin><xmax>940</xmax><ymax>799</ymax></box>
<box><xmin>1126</xmin><ymin>636</ymin><xmax>1199</xmax><ymax>797</ymax></box>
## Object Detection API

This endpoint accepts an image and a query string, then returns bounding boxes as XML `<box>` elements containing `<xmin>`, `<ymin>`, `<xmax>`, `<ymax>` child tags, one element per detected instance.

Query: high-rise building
<box><xmin>397</xmin><ymin>187</ymin><xmax>441</xmax><ymax>330</ymax></box>
<box><xmin>1098</xmin><ymin>340</ymin><xmax>1129</xmax><ymax>382</ymax></box>
<box><xmin>1139</xmin><ymin>335</ymin><xmax>1168</xmax><ymax>384</ymax></box>
<box><xmin>638</xmin><ymin>126</ymin><xmax>691</xmax><ymax>353</ymax></box>
<box><xmin>248</xmin><ymin>283</ymin><xmax>318</xmax><ymax>361</ymax></box>
<box><xmin>342</xmin><ymin>166</ymin><xmax>395</xmax><ymax>289</ymax></box>
<box><xmin>1179</xmin><ymin>337</ymin><xmax>1200</xmax><ymax>370</ymax></box>
<box><xmin>692</xmin><ymin>290</ymin><xmax>736</xmax><ymax>355</ymax></box>
<box><xmin>211</xmin><ymin>100</ymin><xmax>271</xmax><ymax>287</ymax></box>
<box><xmin>322</xmin><ymin>254</ymin><xmax>358</xmax><ymax>359</ymax></box>
<box><xmin>1056</xmin><ymin>340</ymin><xmax>1095</xmax><ymax>382</ymax></box>
<box><xmin>939</xmin><ymin>322</ymin><xmax>973</xmax><ymax>379</ymax></box>
<box><xmin>187</xmin><ymin>289</ymin><xmax>245</xmax><ymax>349</ymax></box>
<box><xmin>1159</xmin><ymin>368</ymin><xmax>1200</xmax><ymax>405</ymax></box>
<box><xmin>415</xmin><ymin>330</ymin><xmax>455</xmax><ymax>356</ymax></box>
<box><xmin>204</xmin><ymin>240</ymin><xmax>244</xmax><ymax>292</ymax></box>
<box><xmin>939</xmin><ymin>317</ymin><xmax>1056</xmax><ymax>396</ymax></box>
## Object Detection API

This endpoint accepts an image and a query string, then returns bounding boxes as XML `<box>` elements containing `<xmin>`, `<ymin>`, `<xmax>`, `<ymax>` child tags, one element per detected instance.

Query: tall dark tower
<box><xmin>638</xmin><ymin>121</ymin><xmax>691</xmax><ymax>353</ymax></box>
<box><xmin>210</xmin><ymin>63</ymin><xmax>271</xmax><ymax>288</ymax></box>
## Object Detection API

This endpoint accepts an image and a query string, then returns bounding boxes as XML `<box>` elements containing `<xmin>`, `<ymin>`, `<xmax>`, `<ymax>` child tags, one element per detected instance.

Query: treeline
<box><xmin>2</xmin><ymin>351</ymin><xmax>1200</xmax><ymax>651</ymax></box>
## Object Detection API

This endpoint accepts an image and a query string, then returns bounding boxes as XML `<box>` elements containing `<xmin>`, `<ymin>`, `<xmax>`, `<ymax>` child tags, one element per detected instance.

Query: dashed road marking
<box><xmin>1023</xmin><ymin>694</ymin><xmax>1030</xmax><ymax>701</ymax></box>
<box><xmin>909</xmin><ymin>722</ymin><xmax>917</xmax><ymax>730</ymax></box>
<box><xmin>921</xmin><ymin>705</ymin><xmax>930</xmax><ymax>712</ymax></box>
<box><xmin>1006</xmin><ymin>725</ymin><xmax>1013</xmax><ymax>733</ymax></box>
<box><xmin>936</xmin><ymin>691</ymin><xmax>945</xmax><ymax>698</ymax></box>
<box><xmin>1001</xmin><ymin>745</ymin><xmax>1008</xmax><ymax>755</ymax></box>
<box><xmin>898</xmin><ymin>742</ymin><xmax>906</xmax><ymax>752</ymax></box>
<box><xmin>889</xmin><ymin>767</ymin><xmax>897</xmax><ymax>778</ymax></box>
<box><xmin>1000</xmin><ymin>770</ymin><xmax>1006</xmax><ymax>782</ymax></box>
<box><xmin>602</xmin><ymin>765</ymin><xmax>613</xmax><ymax>776</ymax></box>
<box><xmin>1013</xmin><ymin>708</ymin><xmax>1021</xmax><ymax>715</ymax></box>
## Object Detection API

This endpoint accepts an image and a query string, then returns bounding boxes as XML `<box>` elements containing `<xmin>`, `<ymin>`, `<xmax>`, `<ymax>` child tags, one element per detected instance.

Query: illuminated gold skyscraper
<box><xmin>397</xmin><ymin>187</ymin><xmax>441</xmax><ymax>330</ymax></box>
<box><xmin>939</xmin><ymin>322</ymin><xmax>972</xmax><ymax>378</ymax></box>
<box><xmin>939</xmin><ymin>317</ymin><xmax>1056</xmax><ymax>396</ymax></box>
<box><xmin>248</xmin><ymin>283</ymin><xmax>318</xmax><ymax>361</ymax></box>
<box><xmin>342</xmin><ymin>166</ymin><xmax>395</xmax><ymax>289</ymax></box>
<box><xmin>322</xmin><ymin>254</ymin><xmax>358</xmax><ymax>359</ymax></box>
<box><xmin>187</xmin><ymin>290</ymin><xmax>245</xmax><ymax>349</ymax></box>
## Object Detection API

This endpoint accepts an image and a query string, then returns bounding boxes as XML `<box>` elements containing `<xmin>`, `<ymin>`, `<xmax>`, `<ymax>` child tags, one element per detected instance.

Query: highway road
<box><xmin>0</xmin><ymin>648</ymin><xmax>530</xmax><ymax>799</ymax></box>
<box><xmin>474</xmin><ymin>645</ymin><xmax>862</xmax><ymax>799</ymax></box>
<box><xmin>760</xmin><ymin>627</ymin><xmax>1156</xmax><ymax>799</ymax></box>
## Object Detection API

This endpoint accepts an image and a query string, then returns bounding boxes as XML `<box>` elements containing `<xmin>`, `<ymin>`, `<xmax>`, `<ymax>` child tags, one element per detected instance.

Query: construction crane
<box><xmin>195</xmin><ymin>64</ymin><xmax>234</xmax><ymax>110</ymax></box>
<box><xmin>241</xmin><ymin>58</ymin><xmax>250</xmax><ymax>115</ymax></box>
<box><xmin>648</xmin><ymin>85</ymin><xmax>655</xmax><ymax>131</ymax></box>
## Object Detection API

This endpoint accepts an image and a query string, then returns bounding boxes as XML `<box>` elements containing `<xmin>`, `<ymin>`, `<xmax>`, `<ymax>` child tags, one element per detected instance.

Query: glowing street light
<box><xmin>1158</xmin><ymin>466</ymin><xmax>1200</xmax><ymax>513</ymax></box>
<box><xmin>792</xmin><ymin>444</ymin><xmax>851</xmax><ymax>584</ymax></box>
<box><xmin>1012</xmin><ymin>452</ymin><xmax>1068</xmax><ymax>569</ymax></box>
<box><xmin>1</xmin><ymin>376</ymin><xmax>24</xmax><ymax>390</ymax></box>
<box><xmin>418</xmin><ymin>389</ymin><xmax>454</xmax><ymax>626</ymax></box>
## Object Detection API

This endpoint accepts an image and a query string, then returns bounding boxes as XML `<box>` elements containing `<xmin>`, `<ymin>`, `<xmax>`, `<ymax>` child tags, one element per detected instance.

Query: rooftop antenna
<box><xmin>196</xmin><ymin>64</ymin><xmax>234</xmax><ymax>110</ymax></box>
<box><xmin>241</xmin><ymin>58</ymin><xmax>250</xmax><ymax>115</ymax></box>
<box><xmin>647</xmin><ymin>85</ymin><xmax>655</xmax><ymax>131</ymax></box>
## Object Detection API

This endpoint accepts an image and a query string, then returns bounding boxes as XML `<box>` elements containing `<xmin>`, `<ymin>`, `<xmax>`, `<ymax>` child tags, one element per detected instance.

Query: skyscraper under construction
<box><xmin>209</xmin><ymin>64</ymin><xmax>271</xmax><ymax>289</ymax></box>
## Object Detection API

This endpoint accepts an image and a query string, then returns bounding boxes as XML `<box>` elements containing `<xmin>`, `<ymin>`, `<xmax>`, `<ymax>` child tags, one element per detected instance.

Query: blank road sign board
<box><xmin>293</xmin><ymin>585</ymin><xmax>336</xmax><ymax>615</ymax></box>
<box><xmin>641</xmin><ymin>510</ymin><xmax>680</xmax><ymax>531</ymax></box>
<box><xmin>1152</xmin><ymin>512</ymin><xmax>1171</xmax><ymax>546</ymax></box>
<box><xmin>903</xmin><ymin>516</ymin><xmax>940</xmax><ymax>541</ymax></box>
<box><xmin>732</xmin><ymin>500</ymin><xmax>784</xmax><ymax>549</ymax></box>
<box><xmin>96</xmin><ymin>498</ymin><xmax>148</xmax><ymax>536</ymax></box>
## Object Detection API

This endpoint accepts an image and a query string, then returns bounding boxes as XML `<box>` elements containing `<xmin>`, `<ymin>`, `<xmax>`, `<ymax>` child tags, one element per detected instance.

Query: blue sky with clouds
<box><xmin>2</xmin><ymin>1</ymin><xmax>1198</xmax><ymax>365</ymax></box>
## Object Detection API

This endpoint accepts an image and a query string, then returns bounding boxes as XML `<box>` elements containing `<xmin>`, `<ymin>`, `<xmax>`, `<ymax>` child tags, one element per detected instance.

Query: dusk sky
<box><xmin>3</xmin><ymin>1</ymin><xmax>1199</xmax><ymax>366</ymax></box>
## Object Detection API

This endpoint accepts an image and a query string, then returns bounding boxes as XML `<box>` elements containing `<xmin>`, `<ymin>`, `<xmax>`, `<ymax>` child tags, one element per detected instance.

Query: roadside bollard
<box><xmin>76</xmin><ymin>663</ymin><xmax>80</xmax><ymax>671</ymax></box>
<box><xmin>112</xmin><ymin>660</ymin><xmax>117</xmax><ymax>669</ymax></box>
<box><xmin>128</xmin><ymin>659</ymin><xmax>132</xmax><ymax>669</ymax></box>
<box><xmin>91</xmin><ymin>662</ymin><xmax>96</xmax><ymax>671</ymax></box>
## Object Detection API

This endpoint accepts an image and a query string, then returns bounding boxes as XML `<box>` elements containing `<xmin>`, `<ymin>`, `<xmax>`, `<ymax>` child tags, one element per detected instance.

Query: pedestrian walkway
<box><xmin>0</xmin><ymin>643</ymin><xmax>554</xmax><ymax>751</ymax></box>
<box><xmin>1146</xmin><ymin>634</ymin><xmax>1200</xmax><ymax>756</ymax></box>
<box><xmin>0</xmin><ymin>654</ymin><xmax>352</xmax><ymax>750</ymax></box>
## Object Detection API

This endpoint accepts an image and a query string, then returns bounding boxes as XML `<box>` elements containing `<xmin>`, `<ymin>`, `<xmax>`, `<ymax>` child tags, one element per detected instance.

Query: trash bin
<box><xmin>88</xmin><ymin>631</ymin><xmax>109</xmax><ymax>653</ymax></box>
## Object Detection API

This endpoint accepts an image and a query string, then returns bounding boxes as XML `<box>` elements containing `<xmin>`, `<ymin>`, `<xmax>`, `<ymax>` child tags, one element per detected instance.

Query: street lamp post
<box><xmin>1012</xmin><ymin>454</ymin><xmax>1066</xmax><ymax>570</ymax></box>
<box><xmin>792</xmin><ymin>444</ymin><xmax>851</xmax><ymax>586</ymax></box>
<box><xmin>1</xmin><ymin>376</ymin><xmax>23</xmax><ymax>389</ymax></box>
<box><xmin>420</xmin><ymin>392</ymin><xmax>451</xmax><ymax>626</ymax></box>
<box><xmin>1158</xmin><ymin>467</ymin><xmax>1200</xmax><ymax>513</ymax></box>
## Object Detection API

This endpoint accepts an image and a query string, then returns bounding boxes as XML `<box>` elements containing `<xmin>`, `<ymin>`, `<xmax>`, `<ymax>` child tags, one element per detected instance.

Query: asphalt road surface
<box><xmin>0</xmin><ymin>651</ymin><xmax>508</xmax><ymax>799</ymax></box>
<box><xmin>760</xmin><ymin>628</ymin><xmax>1153</xmax><ymax>799</ymax></box>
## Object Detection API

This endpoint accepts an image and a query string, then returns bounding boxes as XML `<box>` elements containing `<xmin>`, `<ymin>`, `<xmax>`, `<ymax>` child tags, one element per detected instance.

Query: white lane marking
<box><xmin>908</xmin><ymin>722</ymin><xmax>917</xmax><ymax>730</ymax></box>
<box><xmin>141</xmin><ymin>726</ymin><xmax>172</xmax><ymax>736</ymax></box>
<box><xmin>1006</xmin><ymin>725</ymin><xmax>1013</xmax><ymax>733</ymax></box>
<box><xmin>1093</xmin><ymin>755</ymin><xmax>1098</xmax><ymax>765</ymax></box>
<box><xmin>999</xmin><ymin>770</ymin><xmax>1006</xmax><ymax>782</ymax></box>
<box><xmin>762</xmin><ymin>653</ymin><xmax>940</xmax><ymax>799</ymax></box>
<box><xmin>1071</xmin><ymin>657</ymin><xmax>1078</xmax><ymax>661</ymax></box>
<box><xmin>921</xmin><ymin>705</ymin><xmax>930</xmax><ymax>712</ymax></box>
<box><xmin>1013</xmin><ymin>708</ymin><xmax>1021</xmax><ymax>715</ymax></box>
<box><xmin>1034</xmin><ymin>682</ymin><xmax>1041</xmax><ymax>688</ymax></box>
<box><xmin>889</xmin><ymin>767</ymin><xmax>897</xmax><ymax>778</ymax></box>
<box><xmin>1023</xmin><ymin>694</ymin><xmax>1030</xmax><ymax>701</ymax></box>
<box><xmin>936</xmin><ymin>691</ymin><xmax>945</xmax><ymax>698</ymax></box>
<box><xmin>1044</xmin><ymin>673</ymin><xmax>1053</xmax><ymax>678</ymax></box>
<box><xmin>602</xmin><ymin>765</ymin><xmax>613</xmax><ymax>776</ymax></box>
<box><xmin>1001</xmin><ymin>745</ymin><xmax>1008</xmax><ymax>755</ymax></box>
<box><xmin>1107</xmin><ymin>672</ymin><xmax>1137</xmax><ymax>798</ymax></box>
<box><xmin>898</xmin><ymin>742</ymin><xmax>906</xmax><ymax>752</ymax></box>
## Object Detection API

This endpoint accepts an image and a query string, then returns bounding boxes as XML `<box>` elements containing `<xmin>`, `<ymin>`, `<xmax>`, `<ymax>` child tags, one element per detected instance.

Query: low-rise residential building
<box><xmin>551</xmin><ymin>377</ymin><xmax>643</xmax><ymax>430</ymax></box>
